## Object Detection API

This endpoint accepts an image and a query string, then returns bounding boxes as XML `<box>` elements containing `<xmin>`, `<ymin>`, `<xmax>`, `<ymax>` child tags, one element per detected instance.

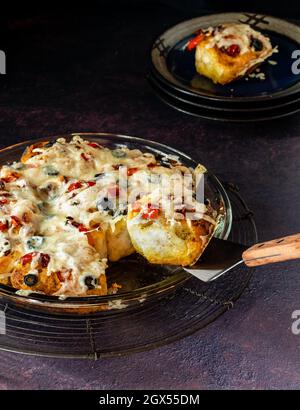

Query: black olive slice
<box><xmin>251</xmin><ymin>37</ymin><xmax>263</xmax><ymax>52</ymax></box>
<box><xmin>84</xmin><ymin>276</ymin><xmax>97</xmax><ymax>290</ymax></box>
<box><xmin>24</xmin><ymin>274</ymin><xmax>38</xmax><ymax>287</ymax></box>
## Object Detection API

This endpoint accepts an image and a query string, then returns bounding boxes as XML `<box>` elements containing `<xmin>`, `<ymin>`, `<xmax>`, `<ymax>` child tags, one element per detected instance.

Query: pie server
<box><xmin>184</xmin><ymin>233</ymin><xmax>300</xmax><ymax>282</ymax></box>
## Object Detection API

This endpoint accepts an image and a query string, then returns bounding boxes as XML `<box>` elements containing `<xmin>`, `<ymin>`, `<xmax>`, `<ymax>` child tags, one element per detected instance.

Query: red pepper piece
<box><xmin>187</xmin><ymin>33</ymin><xmax>205</xmax><ymax>51</ymax></box>
<box><xmin>68</xmin><ymin>181</ymin><xmax>82</xmax><ymax>192</ymax></box>
<box><xmin>11</xmin><ymin>215</ymin><xmax>22</xmax><ymax>228</ymax></box>
<box><xmin>40</xmin><ymin>253</ymin><xmax>50</xmax><ymax>268</ymax></box>
<box><xmin>71</xmin><ymin>221</ymin><xmax>89</xmax><ymax>233</ymax></box>
<box><xmin>0</xmin><ymin>221</ymin><xmax>8</xmax><ymax>232</ymax></box>
<box><xmin>142</xmin><ymin>208</ymin><xmax>160</xmax><ymax>219</ymax></box>
<box><xmin>78</xmin><ymin>224</ymin><xmax>89</xmax><ymax>233</ymax></box>
<box><xmin>127</xmin><ymin>167</ymin><xmax>139</xmax><ymax>176</ymax></box>
<box><xmin>0</xmin><ymin>198</ymin><xmax>8</xmax><ymax>205</ymax></box>
<box><xmin>57</xmin><ymin>270</ymin><xmax>72</xmax><ymax>282</ymax></box>
<box><xmin>2</xmin><ymin>173</ymin><xmax>20</xmax><ymax>183</ymax></box>
<box><xmin>81</xmin><ymin>153</ymin><xmax>89</xmax><ymax>161</ymax></box>
<box><xmin>142</xmin><ymin>203</ymin><xmax>160</xmax><ymax>219</ymax></box>
<box><xmin>57</xmin><ymin>271</ymin><xmax>64</xmax><ymax>282</ymax></box>
<box><xmin>87</xmin><ymin>142</ymin><xmax>102</xmax><ymax>149</ymax></box>
<box><xmin>21</xmin><ymin>252</ymin><xmax>36</xmax><ymax>265</ymax></box>
<box><xmin>87</xmin><ymin>181</ymin><xmax>96</xmax><ymax>187</ymax></box>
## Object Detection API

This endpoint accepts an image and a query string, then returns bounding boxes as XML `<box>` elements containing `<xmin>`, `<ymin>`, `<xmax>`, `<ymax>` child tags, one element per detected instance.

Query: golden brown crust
<box><xmin>195</xmin><ymin>40</ymin><xmax>261</xmax><ymax>84</ymax></box>
<box><xmin>0</xmin><ymin>251</ymin><xmax>20</xmax><ymax>286</ymax></box>
<box><xmin>106</xmin><ymin>218</ymin><xmax>135</xmax><ymax>262</ymax></box>
<box><xmin>10</xmin><ymin>264</ymin><xmax>61</xmax><ymax>295</ymax></box>
<box><xmin>0</xmin><ymin>250</ymin><xmax>20</xmax><ymax>275</ymax></box>
<box><xmin>21</xmin><ymin>141</ymin><xmax>50</xmax><ymax>163</ymax></box>
<box><xmin>194</xmin><ymin>24</ymin><xmax>273</xmax><ymax>85</ymax></box>
<box><xmin>127</xmin><ymin>206</ymin><xmax>215</xmax><ymax>266</ymax></box>
<box><xmin>86</xmin><ymin>225</ymin><xmax>108</xmax><ymax>259</ymax></box>
<box><xmin>9</xmin><ymin>258</ymin><xmax>107</xmax><ymax>296</ymax></box>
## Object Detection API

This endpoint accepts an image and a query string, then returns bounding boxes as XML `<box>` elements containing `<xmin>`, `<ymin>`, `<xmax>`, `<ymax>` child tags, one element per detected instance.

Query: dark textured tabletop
<box><xmin>0</xmin><ymin>1</ymin><xmax>299</xmax><ymax>390</ymax></box>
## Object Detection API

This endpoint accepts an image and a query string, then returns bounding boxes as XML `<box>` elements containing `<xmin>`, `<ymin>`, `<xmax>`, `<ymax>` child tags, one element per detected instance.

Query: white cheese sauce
<box><xmin>0</xmin><ymin>136</ymin><xmax>216</xmax><ymax>296</ymax></box>
<box><xmin>202</xmin><ymin>23</ymin><xmax>273</xmax><ymax>59</ymax></box>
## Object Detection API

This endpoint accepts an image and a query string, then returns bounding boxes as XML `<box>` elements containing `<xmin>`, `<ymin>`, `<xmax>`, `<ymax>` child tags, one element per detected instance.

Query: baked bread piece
<box><xmin>0</xmin><ymin>136</ymin><xmax>219</xmax><ymax>297</ymax></box>
<box><xmin>187</xmin><ymin>23</ymin><xmax>274</xmax><ymax>85</ymax></box>
<box><xmin>127</xmin><ymin>195</ymin><xmax>217</xmax><ymax>266</ymax></box>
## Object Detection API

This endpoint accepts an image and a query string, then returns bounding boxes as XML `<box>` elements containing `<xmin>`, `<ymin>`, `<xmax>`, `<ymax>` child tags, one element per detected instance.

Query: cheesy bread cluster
<box><xmin>187</xmin><ymin>23</ymin><xmax>274</xmax><ymax>85</ymax></box>
<box><xmin>0</xmin><ymin>136</ymin><xmax>218</xmax><ymax>297</ymax></box>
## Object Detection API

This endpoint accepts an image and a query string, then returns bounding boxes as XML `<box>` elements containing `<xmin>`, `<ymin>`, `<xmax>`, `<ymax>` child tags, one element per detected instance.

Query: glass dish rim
<box><xmin>0</xmin><ymin>132</ymin><xmax>233</xmax><ymax>309</ymax></box>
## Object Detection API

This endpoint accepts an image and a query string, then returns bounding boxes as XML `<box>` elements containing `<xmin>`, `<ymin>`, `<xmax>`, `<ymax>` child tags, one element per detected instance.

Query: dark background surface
<box><xmin>0</xmin><ymin>1</ymin><xmax>299</xmax><ymax>389</ymax></box>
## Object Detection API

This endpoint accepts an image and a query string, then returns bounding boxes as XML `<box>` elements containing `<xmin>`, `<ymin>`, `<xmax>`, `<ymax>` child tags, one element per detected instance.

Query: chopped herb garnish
<box><xmin>26</xmin><ymin>236</ymin><xmax>44</xmax><ymax>250</ymax></box>
<box><xmin>44</xmin><ymin>140</ymin><xmax>55</xmax><ymax>148</ymax></box>
<box><xmin>37</xmin><ymin>202</ymin><xmax>47</xmax><ymax>212</ymax></box>
<box><xmin>43</xmin><ymin>165</ymin><xmax>59</xmax><ymax>176</ymax></box>
<box><xmin>112</xmin><ymin>149</ymin><xmax>127</xmax><ymax>158</ymax></box>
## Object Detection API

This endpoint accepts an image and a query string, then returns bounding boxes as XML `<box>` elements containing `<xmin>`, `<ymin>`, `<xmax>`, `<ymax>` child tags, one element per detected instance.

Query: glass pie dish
<box><xmin>0</xmin><ymin>133</ymin><xmax>232</xmax><ymax>314</ymax></box>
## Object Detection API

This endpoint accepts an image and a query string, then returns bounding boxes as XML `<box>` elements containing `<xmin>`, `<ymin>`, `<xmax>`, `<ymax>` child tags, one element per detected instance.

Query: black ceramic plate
<box><xmin>150</xmin><ymin>67</ymin><xmax>300</xmax><ymax>112</ymax></box>
<box><xmin>148</xmin><ymin>73</ymin><xmax>300</xmax><ymax>122</ymax></box>
<box><xmin>151</xmin><ymin>12</ymin><xmax>300</xmax><ymax>103</ymax></box>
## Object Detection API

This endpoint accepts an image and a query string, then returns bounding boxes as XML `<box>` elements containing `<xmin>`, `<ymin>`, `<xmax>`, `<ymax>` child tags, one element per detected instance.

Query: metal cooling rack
<box><xmin>0</xmin><ymin>183</ymin><xmax>257</xmax><ymax>359</ymax></box>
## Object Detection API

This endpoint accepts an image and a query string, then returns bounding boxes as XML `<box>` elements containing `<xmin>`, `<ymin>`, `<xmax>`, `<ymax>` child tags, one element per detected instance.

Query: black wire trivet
<box><xmin>0</xmin><ymin>183</ymin><xmax>257</xmax><ymax>358</ymax></box>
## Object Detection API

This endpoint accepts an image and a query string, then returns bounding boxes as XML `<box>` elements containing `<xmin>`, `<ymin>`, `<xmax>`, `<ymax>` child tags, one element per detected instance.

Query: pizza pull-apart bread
<box><xmin>106</xmin><ymin>217</ymin><xmax>135</xmax><ymax>262</ymax></box>
<box><xmin>187</xmin><ymin>23</ymin><xmax>275</xmax><ymax>85</ymax></box>
<box><xmin>0</xmin><ymin>136</ymin><xmax>221</xmax><ymax>297</ymax></box>
<box><xmin>127</xmin><ymin>194</ymin><xmax>218</xmax><ymax>267</ymax></box>
<box><xmin>7</xmin><ymin>231</ymin><xmax>108</xmax><ymax>297</ymax></box>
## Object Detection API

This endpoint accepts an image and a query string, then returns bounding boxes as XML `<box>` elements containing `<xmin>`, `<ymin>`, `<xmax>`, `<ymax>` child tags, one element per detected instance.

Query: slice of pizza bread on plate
<box><xmin>127</xmin><ymin>190</ymin><xmax>218</xmax><ymax>267</ymax></box>
<box><xmin>187</xmin><ymin>23</ymin><xmax>275</xmax><ymax>85</ymax></box>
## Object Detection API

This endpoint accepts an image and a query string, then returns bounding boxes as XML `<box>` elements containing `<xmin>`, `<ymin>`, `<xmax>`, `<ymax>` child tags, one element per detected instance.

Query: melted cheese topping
<box><xmin>0</xmin><ymin>136</ymin><xmax>216</xmax><ymax>296</ymax></box>
<box><xmin>201</xmin><ymin>23</ymin><xmax>273</xmax><ymax>57</ymax></box>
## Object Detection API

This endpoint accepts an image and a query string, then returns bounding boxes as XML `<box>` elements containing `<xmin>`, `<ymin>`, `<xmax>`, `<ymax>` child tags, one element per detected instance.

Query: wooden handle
<box><xmin>242</xmin><ymin>233</ymin><xmax>300</xmax><ymax>267</ymax></box>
